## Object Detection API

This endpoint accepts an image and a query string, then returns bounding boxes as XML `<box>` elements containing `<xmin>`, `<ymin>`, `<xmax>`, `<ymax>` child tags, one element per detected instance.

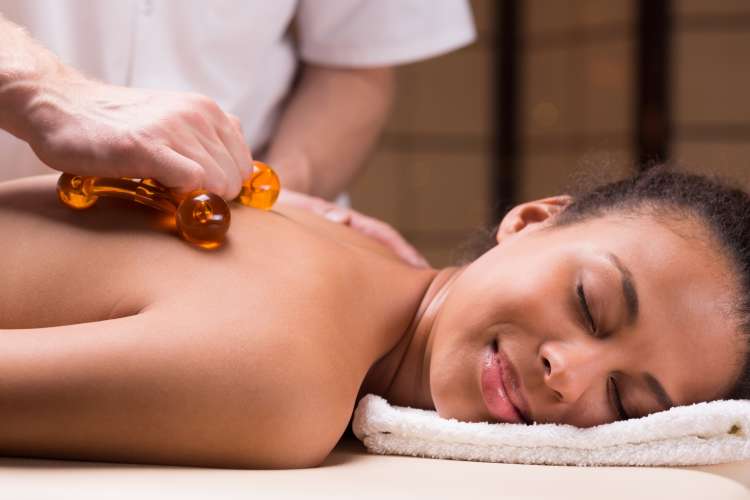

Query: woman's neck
<box><xmin>358</xmin><ymin>266</ymin><xmax>464</xmax><ymax>409</ymax></box>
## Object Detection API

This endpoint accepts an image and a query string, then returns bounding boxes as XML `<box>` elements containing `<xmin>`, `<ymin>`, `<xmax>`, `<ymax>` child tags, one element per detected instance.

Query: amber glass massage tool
<box><xmin>57</xmin><ymin>160</ymin><xmax>280</xmax><ymax>249</ymax></box>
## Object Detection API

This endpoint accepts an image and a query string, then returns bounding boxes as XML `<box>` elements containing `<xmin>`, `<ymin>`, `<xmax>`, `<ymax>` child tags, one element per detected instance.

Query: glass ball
<box><xmin>238</xmin><ymin>161</ymin><xmax>280</xmax><ymax>210</ymax></box>
<box><xmin>175</xmin><ymin>191</ymin><xmax>231</xmax><ymax>249</ymax></box>
<box><xmin>57</xmin><ymin>174</ymin><xmax>98</xmax><ymax>209</ymax></box>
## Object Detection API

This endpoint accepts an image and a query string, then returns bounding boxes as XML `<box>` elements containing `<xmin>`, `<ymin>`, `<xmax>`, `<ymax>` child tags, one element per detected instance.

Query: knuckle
<box><xmin>179</xmin><ymin>107</ymin><xmax>208</xmax><ymax>125</ymax></box>
<box><xmin>183</xmin><ymin>163</ymin><xmax>206</xmax><ymax>188</ymax></box>
<box><xmin>227</xmin><ymin>122</ymin><xmax>244</xmax><ymax>139</ymax></box>
<box><xmin>110</xmin><ymin>134</ymin><xmax>138</xmax><ymax>157</ymax></box>
<box><xmin>206</xmin><ymin>166</ymin><xmax>228</xmax><ymax>190</ymax></box>
<box><xmin>192</xmin><ymin>94</ymin><xmax>221</xmax><ymax>114</ymax></box>
<box><xmin>186</xmin><ymin>92</ymin><xmax>210</xmax><ymax>105</ymax></box>
<box><xmin>228</xmin><ymin>115</ymin><xmax>243</xmax><ymax>131</ymax></box>
<box><xmin>206</xmin><ymin>101</ymin><xmax>223</xmax><ymax>117</ymax></box>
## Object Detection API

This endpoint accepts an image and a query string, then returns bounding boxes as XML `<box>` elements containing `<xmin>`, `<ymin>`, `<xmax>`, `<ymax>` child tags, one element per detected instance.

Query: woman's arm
<box><xmin>0</xmin><ymin>308</ymin><xmax>347</xmax><ymax>468</ymax></box>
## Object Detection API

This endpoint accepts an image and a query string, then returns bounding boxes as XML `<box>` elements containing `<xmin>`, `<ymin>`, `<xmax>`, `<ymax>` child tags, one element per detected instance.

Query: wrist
<box><xmin>267</xmin><ymin>150</ymin><xmax>313</xmax><ymax>194</ymax></box>
<box><xmin>0</xmin><ymin>56</ymin><xmax>80</xmax><ymax>142</ymax></box>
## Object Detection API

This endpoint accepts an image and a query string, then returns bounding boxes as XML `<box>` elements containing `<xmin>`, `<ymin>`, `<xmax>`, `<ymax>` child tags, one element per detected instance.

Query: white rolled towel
<box><xmin>352</xmin><ymin>394</ymin><xmax>750</xmax><ymax>466</ymax></box>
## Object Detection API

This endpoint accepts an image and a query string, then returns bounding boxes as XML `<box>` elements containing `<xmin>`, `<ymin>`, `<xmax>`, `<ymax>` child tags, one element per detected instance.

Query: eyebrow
<box><xmin>605</xmin><ymin>252</ymin><xmax>639</xmax><ymax>327</ymax></box>
<box><xmin>604</xmin><ymin>252</ymin><xmax>675</xmax><ymax>411</ymax></box>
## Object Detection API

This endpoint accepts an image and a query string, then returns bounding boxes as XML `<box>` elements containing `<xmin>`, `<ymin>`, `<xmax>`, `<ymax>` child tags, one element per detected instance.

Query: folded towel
<box><xmin>352</xmin><ymin>394</ymin><xmax>750</xmax><ymax>466</ymax></box>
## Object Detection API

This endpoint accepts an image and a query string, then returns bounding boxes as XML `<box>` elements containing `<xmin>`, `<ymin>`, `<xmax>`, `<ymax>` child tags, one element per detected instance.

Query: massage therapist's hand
<box><xmin>279</xmin><ymin>189</ymin><xmax>429</xmax><ymax>268</ymax></box>
<box><xmin>13</xmin><ymin>75</ymin><xmax>251</xmax><ymax>199</ymax></box>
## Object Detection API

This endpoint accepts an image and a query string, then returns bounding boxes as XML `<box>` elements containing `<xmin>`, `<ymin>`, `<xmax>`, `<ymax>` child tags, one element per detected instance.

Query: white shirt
<box><xmin>0</xmin><ymin>0</ymin><xmax>476</xmax><ymax>182</ymax></box>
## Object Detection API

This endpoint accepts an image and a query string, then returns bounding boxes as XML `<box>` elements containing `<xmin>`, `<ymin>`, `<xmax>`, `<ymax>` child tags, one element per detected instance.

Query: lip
<box><xmin>480</xmin><ymin>342</ymin><xmax>532</xmax><ymax>424</ymax></box>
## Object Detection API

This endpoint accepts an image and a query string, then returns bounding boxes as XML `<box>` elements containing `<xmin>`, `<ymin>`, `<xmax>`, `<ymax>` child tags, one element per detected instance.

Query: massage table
<box><xmin>2</xmin><ymin>437</ymin><xmax>749</xmax><ymax>499</ymax></box>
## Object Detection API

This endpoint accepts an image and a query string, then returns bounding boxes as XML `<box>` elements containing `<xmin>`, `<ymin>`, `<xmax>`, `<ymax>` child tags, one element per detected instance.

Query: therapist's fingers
<box><xmin>170</xmin><ymin>136</ymin><xmax>229</xmax><ymax>197</ymax></box>
<box><xmin>216</xmin><ymin>113</ymin><xmax>253</xmax><ymax>188</ymax></box>
<box><xmin>277</xmin><ymin>189</ymin><xmax>333</xmax><ymax>215</ymax></box>
<box><xmin>135</xmin><ymin>145</ymin><xmax>208</xmax><ymax>193</ymax></box>
<box><xmin>345</xmin><ymin>211</ymin><xmax>430</xmax><ymax>268</ymax></box>
<box><xmin>195</xmin><ymin>105</ymin><xmax>249</xmax><ymax>199</ymax></box>
<box><xmin>195</xmin><ymin>129</ymin><xmax>244</xmax><ymax>199</ymax></box>
<box><xmin>276</xmin><ymin>189</ymin><xmax>429</xmax><ymax>267</ymax></box>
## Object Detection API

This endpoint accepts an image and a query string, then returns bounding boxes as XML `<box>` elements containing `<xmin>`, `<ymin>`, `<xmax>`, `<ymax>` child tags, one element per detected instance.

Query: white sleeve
<box><xmin>296</xmin><ymin>0</ymin><xmax>477</xmax><ymax>67</ymax></box>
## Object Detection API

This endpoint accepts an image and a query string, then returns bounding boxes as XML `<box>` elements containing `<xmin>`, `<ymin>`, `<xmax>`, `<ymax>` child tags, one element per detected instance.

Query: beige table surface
<box><xmin>2</xmin><ymin>437</ymin><xmax>749</xmax><ymax>500</ymax></box>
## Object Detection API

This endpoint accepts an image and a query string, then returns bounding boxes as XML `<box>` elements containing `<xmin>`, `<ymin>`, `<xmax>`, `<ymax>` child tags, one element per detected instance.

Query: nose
<box><xmin>539</xmin><ymin>340</ymin><xmax>605</xmax><ymax>403</ymax></box>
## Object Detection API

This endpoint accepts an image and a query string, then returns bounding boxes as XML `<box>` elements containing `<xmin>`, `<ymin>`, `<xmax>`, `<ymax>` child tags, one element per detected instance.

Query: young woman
<box><xmin>0</xmin><ymin>167</ymin><xmax>748</xmax><ymax>469</ymax></box>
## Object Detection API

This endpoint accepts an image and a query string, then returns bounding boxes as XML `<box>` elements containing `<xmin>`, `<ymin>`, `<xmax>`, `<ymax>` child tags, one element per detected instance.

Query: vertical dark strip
<box><xmin>494</xmin><ymin>0</ymin><xmax>520</xmax><ymax>219</ymax></box>
<box><xmin>636</xmin><ymin>0</ymin><xmax>672</xmax><ymax>170</ymax></box>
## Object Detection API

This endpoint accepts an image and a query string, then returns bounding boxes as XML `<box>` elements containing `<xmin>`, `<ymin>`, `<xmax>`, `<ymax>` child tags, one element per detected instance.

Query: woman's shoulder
<box><xmin>272</xmin><ymin>204</ymin><xmax>406</xmax><ymax>264</ymax></box>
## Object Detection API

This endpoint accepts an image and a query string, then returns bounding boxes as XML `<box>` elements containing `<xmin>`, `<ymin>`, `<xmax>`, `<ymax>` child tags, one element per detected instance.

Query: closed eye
<box><xmin>576</xmin><ymin>282</ymin><xmax>596</xmax><ymax>334</ymax></box>
<box><xmin>608</xmin><ymin>375</ymin><xmax>629</xmax><ymax>420</ymax></box>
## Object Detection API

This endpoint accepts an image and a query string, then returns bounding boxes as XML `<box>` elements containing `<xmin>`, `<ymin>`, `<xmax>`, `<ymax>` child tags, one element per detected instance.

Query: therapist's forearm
<box><xmin>0</xmin><ymin>13</ymin><xmax>251</xmax><ymax>198</ymax></box>
<box><xmin>265</xmin><ymin>64</ymin><xmax>395</xmax><ymax>199</ymax></box>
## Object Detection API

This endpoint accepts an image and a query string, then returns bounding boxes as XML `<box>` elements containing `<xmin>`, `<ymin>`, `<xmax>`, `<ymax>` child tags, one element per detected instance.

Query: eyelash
<box><xmin>576</xmin><ymin>283</ymin><xmax>597</xmax><ymax>335</ymax></box>
<box><xmin>608</xmin><ymin>376</ymin><xmax>629</xmax><ymax>420</ymax></box>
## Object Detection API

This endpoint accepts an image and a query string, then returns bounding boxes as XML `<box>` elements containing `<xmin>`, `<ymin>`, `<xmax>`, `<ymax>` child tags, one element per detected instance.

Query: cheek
<box><xmin>427</xmin><ymin>291</ymin><xmax>506</xmax><ymax>421</ymax></box>
<box><xmin>472</xmin><ymin>246</ymin><xmax>570</xmax><ymax>316</ymax></box>
<box><xmin>428</xmin><ymin>319</ymin><xmax>483</xmax><ymax>420</ymax></box>
<box><xmin>428</xmin><ymin>288</ymin><xmax>536</xmax><ymax>422</ymax></box>
<box><xmin>494</xmin><ymin>257</ymin><xmax>579</xmax><ymax>342</ymax></box>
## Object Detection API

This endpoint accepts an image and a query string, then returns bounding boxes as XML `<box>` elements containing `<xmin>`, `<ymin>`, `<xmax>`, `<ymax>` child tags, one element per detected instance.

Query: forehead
<box><xmin>556</xmin><ymin>215</ymin><xmax>743</xmax><ymax>400</ymax></box>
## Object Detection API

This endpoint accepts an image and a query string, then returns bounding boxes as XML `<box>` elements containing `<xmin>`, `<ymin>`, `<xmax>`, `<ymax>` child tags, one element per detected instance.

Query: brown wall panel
<box><xmin>349</xmin><ymin>150</ymin><xmax>410</xmax><ymax>228</ymax></box>
<box><xmin>673</xmin><ymin>142</ymin><xmax>750</xmax><ymax>185</ymax></box>
<box><xmin>400</xmin><ymin>152</ymin><xmax>490</xmax><ymax>233</ymax></box>
<box><xmin>674</xmin><ymin>32</ymin><xmax>750</xmax><ymax>127</ymax></box>
<box><xmin>387</xmin><ymin>47</ymin><xmax>492</xmax><ymax>138</ymax></box>
<box><xmin>676</xmin><ymin>0</ymin><xmax>750</xmax><ymax>17</ymax></box>
<box><xmin>520</xmin><ymin>149</ymin><xmax>632</xmax><ymax>202</ymax></box>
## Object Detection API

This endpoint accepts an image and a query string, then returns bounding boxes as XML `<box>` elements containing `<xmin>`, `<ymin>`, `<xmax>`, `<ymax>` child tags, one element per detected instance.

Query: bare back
<box><xmin>0</xmin><ymin>175</ymin><xmax>434</xmax><ymax>467</ymax></box>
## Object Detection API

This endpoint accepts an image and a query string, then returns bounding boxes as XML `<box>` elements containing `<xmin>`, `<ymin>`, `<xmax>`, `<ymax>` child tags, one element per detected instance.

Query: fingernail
<box><xmin>325</xmin><ymin>210</ymin><xmax>348</xmax><ymax>223</ymax></box>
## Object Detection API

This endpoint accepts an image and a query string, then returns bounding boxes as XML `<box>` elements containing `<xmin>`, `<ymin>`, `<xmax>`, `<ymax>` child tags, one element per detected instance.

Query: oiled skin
<box><xmin>0</xmin><ymin>175</ymin><xmax>434</xmax><ymax>468</ymax></box>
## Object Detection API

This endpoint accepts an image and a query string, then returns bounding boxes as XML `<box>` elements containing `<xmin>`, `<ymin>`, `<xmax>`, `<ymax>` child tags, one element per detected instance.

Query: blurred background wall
<box><xmin>350</xmin><ymin>0</ymin><xmax>750</xmax><ymax>267</ymax></box>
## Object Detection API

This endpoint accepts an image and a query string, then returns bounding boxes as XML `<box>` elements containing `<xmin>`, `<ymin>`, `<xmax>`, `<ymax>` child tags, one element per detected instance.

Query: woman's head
<box><xmin>427</xmin><ymin>167</ymin><xmax>750</xmax><ymax>427</ymax></box>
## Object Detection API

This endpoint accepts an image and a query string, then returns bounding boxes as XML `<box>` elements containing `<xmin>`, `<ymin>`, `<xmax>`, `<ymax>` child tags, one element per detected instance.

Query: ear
<box><xmin>496</xmin><ymin>195</ymin><xmax>573</xmax><ymax>244</ymax></box>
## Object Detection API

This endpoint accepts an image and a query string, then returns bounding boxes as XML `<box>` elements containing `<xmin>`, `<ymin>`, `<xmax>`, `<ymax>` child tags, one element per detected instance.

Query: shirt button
<box><xmin>141</xmin><ymin>0</ymin><xmax>154</xmax><ymax>16</ymax></box>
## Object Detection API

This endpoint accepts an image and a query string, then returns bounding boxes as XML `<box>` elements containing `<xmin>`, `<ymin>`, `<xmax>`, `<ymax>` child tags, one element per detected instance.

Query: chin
<box><xmin>434</xmin><ymin>399</ymin><xmax>488</xmax><ymax>423</ymax></box>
